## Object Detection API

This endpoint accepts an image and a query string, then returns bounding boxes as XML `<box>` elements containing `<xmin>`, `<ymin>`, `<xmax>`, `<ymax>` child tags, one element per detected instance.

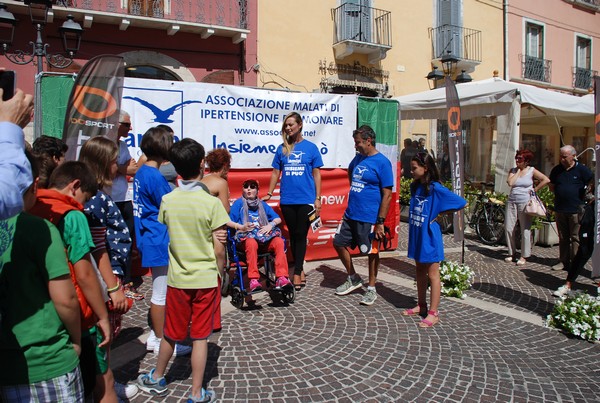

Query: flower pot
<box><xmin>537</xmin><ymin>221</ymin><xmax>559</xmax><ymax>246</ymax></box>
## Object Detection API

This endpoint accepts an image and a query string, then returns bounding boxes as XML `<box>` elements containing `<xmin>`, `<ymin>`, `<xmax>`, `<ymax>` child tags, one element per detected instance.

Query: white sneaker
<box><xmin>551</xmin><ymin>263</ymin><xmax>564</xmax><ymax>271</ymax></box>
<box><xmin>114</xmin><ymin>382</ymin><xmax>139</xmax><ymax>399</ymax></box>
<box><xmin>146</xmin><ymin>330</ymin><xmax>159</xmax><ymax>351</ymax></box>
<box><xmin>153</xmin><ymin>341</ymin><xmax>192</xmax><ymax>356</ymax></box>
<box><xmin>552</xmin><ymin>285</ymin><xmax>571</xmax><ymax>297</ymax></box>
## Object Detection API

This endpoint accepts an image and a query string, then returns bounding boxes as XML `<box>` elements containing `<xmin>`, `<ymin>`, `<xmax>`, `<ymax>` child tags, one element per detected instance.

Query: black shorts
<box><xmin>333</xmin><ymin>217</ymin><xmax>376</xmax><ymax>255</ymax></box>
<box><xmin>79</xmin><ymin>332</ymin><xmax>97</xmax><ymax>397</ymax></box>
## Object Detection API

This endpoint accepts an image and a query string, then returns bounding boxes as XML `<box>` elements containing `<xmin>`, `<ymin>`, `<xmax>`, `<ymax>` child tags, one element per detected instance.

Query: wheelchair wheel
<box><xmin>230</xmin><ymin>286</ymin><xmax>244</xmax><ymax>309</ymax></box>
<box><xmin>221</xmin><ymin>269</ymin><xmax>230</xmax><ymax>297</ymax></box>
<box><xmin>281</xmin><ymin>286</ymin><xmax>295</xmax><ymax>304</ymax></box>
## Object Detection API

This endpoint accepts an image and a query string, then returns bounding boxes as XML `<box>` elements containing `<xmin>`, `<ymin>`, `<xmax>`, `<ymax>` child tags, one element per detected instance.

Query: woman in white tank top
<box><xmin>504</xmin><ymin>149</ymin><xmax>550</xmax><ymax>265</ymax></box>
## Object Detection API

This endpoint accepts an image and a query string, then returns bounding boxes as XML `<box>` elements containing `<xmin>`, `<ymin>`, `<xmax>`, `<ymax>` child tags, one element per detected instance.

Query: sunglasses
<box><xmin>243</xmin><ymin>183</ymin><xmax>258</xmax><ymax>189</ymax></box>
<box><xmin>515</xmin><ymin>157</ymin><xmax>524</xmax><ymax>161</ymax></box>
<box><xmin>119</xmin><ymin>122</ymin><xmax>132</xmax><ymax>129</ymax></box>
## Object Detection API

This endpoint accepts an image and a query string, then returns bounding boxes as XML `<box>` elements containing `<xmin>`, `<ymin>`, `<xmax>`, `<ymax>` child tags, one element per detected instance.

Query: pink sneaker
<box><xmin>249</xmin><ymin>279</ymin><xmax>262</xmax><ymax>292</ymax></box>
<box><xmin>275</xmin><ymin>276</ymin><xmax>291</xmax><ymax>288</ymax></box>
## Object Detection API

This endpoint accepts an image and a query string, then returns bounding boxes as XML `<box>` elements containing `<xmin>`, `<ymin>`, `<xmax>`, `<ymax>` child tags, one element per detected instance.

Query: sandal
<box><xmin>419</xmin><ymin>310</ymin><xmax>439</xmax><ymax>328</ymax></box>
<box><xmin>293</xmin><ymin>274</ymin><xmax>302</xmax><ymax>291</ymax></box>
<box><xmin>402</xmin><ymin>303</ymin><xmax>427</xmax><ymax>317</ymax></box>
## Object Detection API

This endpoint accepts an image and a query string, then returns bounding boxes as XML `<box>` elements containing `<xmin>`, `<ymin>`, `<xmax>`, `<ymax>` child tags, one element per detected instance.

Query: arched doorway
<box><xmin>119</xmin><ymin>50</ymin><xmax>196</xmax><ymax>82</ymax></box>
<box><xmin>124</xmin><ymin>65</ymin><xmax>181</xmax><ymax>81</ymax></box>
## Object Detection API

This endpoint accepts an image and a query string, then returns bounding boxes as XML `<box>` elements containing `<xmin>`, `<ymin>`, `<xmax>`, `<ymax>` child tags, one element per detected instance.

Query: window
<box><xmin>524</xmin><ymin>22</ymin><xmax>546</xmax><ymax>81</ymax></box>
<box><xmin>525</xmin><ymin>22</ymin><xmax>543</xmax><ymax>59</ymax></box>
<box><xmin>436</xmin><ymin>0</ymin><xmax>462</xmax><ymax>58</ymax></box>
<box><xmin>574</xmin><ymin>36</ymin><xmax>592</xmax><ymax>89</ymax></box>
<box><xmin>128</xmin><ymin>0</ymin><xmax>164</xmax><ymax>18</ymax></box>
<box><xmin>576</xmin><ymin>36</ymin><xmax>591</xmax><ymax>69</ymax></box>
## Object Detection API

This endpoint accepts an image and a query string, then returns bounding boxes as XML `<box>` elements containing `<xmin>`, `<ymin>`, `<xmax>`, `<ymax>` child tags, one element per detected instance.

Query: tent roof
<box><xmin>395</xmin><ymin>78</ymin><xmax>594</xmax><ymax>127</ymax></box>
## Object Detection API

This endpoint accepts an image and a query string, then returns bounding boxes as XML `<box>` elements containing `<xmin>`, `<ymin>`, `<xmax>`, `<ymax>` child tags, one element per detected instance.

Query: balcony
<box><xmin>563</xmin><ymin>0</ymin><xmax>600</xmax><ymax>12</ymax></box>
<box><xmin>40</xmin><ymin>0</ymin><xmax>249</xmax><ymax>42</ymax></box>
<box><xmin>331</xmin><ymin>3</ymin><xmax>391</xmax><ymax>64</ymax></box>
<box><xmin>573</xmin><ymin>66</ymin><xmax>597</xmax><ymax>90</ymax></box>
<box><xmin>429</xmin><ymin>24</ymin><xmax>481</xmax><ymax>73</ymax></box>
<box><xmin>520</xmin><ymin>54</ymin><xmax>552</xmax><ymax>83</ymax></box>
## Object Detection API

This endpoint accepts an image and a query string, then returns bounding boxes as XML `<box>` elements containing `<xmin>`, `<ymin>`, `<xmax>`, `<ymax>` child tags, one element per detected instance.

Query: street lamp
<box><xmin>426</xmin><ymin>50</ymin><xmax>472</xmax><ymax>89</ymax></box>
<box><xmin>0</xmin><ymin>1</ymin><xmax>83</xmax><ymax>74</ymax></box>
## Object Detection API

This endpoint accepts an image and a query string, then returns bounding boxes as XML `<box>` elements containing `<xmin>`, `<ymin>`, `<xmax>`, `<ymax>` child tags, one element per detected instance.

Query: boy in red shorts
<box><xmin>136</xmin><ymin>138</ymin><xmax>228</xmax><ymax>403</ymax></box>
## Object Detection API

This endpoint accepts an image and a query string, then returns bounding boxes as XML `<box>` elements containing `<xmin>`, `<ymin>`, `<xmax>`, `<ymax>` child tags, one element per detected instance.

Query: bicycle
<box><xmin>437</xmin><ymin>181</ymin><xmax>506</xmax><ymax>245</ymax></box>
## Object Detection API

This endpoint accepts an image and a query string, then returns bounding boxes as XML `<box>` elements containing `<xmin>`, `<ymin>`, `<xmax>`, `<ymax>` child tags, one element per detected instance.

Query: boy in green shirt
<box><xmin>0</xmin><ymin>152</ymin><xmax>83</xmax><ymax>401</ymax></box>
<box><xmin>29</xmin><ymin>161</ymin><xmax>111</xmax><ymax>399</ymax></box>
<box><xmin>137</xmin><ymin>139</ymin><xmax>228</xmax><ymax>402</ymax></box>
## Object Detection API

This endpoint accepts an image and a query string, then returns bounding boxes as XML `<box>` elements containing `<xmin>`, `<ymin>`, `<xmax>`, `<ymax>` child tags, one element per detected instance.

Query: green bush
<box><xmin>536</xmin><ymin>186</ymin><xmax>555</xmax><ymax>222</ymax></box>
<box><xmin>400</xmin><ymin>177</ymin><xmax>412</xmax><ymax>206</ymax></box>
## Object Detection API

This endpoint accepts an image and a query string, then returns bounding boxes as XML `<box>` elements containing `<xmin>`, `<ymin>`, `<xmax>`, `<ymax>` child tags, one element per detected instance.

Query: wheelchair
<box><xmin>225</xmin><ymin>229</ymin><xmax>295</xmax><ymax>309</ymax></box>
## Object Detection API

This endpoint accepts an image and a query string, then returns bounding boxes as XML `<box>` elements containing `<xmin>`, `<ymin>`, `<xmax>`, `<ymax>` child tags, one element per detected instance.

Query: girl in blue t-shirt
<box><xmin>264</xmin><ymin>112</ymin><xmax>323</xmax><ymax>291</ymax></box>
<box><xmin>404</xmin><ymin>152</ymin><xmax>466</xmax><ymax>328</ymax></box>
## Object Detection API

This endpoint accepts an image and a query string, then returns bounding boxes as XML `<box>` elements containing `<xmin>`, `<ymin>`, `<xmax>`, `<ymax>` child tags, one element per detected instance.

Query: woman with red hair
<box><xmin>504</xmin><ymin>149</ymin><xmax>550</xmax><ymax>265</ymax></box>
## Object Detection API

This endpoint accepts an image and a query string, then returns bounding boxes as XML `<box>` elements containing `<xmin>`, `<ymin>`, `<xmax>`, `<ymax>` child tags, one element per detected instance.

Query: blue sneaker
<box><xmin>187</xmin><ymin>388</ymin><xmax>216</xmax><ymax>402</ymax></box>
<box><xmin>136</xmin><ymin>368</ymin><xmax>168</xmax><ymax>396</ymax></box>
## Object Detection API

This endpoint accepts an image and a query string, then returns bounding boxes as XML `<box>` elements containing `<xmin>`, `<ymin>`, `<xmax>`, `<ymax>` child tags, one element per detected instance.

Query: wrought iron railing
<box><xmin>331</xmin><ymin>3</ymin><xmax>391</xmax><ymax>47</ymax></box>
<box><xmin>572</xmin><ymin>66</ymin><xmax>597</xmax><ymax>90</ymax></box>
<box><xmin>52</xmin><ymin>0</ymin><xmax>248</xmax><ymax>29</ymax></box>
<box><xmin>520</xmin><ymin>54</ymin><xmax>552</xmax><ymax>82</ymax></box>
<box><xmin>429</xmin><ymin>24</ymin><xmax>482</xmax><ymax>62</ymax></box>
<box><xmin>573</xmin><ymin>0</ymin><xmax>600</xmax><ymax>7</ymax></box>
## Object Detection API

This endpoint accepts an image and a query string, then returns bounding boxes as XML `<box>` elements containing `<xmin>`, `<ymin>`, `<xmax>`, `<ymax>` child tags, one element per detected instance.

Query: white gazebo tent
<box><xmin>395</xmin><ymin>78</ymin><xmax>594</xmax><ymax>193</ymax></box>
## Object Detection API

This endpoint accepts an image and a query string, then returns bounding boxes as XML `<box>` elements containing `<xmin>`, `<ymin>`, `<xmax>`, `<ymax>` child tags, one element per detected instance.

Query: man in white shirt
<box><xmin>0</xmin><ymin>88</ymin><xmax>34</xmax><ymax>220</ymax></box>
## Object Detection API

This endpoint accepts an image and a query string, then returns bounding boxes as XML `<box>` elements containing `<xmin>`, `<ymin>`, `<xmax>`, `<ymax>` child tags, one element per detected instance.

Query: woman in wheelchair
<box><xmin>229</xmin><ymin>179</ymin><xmax>292</xmax><ymax>292</ymax></box>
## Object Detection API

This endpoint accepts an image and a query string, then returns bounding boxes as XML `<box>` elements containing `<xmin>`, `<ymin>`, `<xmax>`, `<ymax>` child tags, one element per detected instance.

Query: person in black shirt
<box><xmin>548</xmin><ymin>145</ymin><xmax>593</xmax><ymax>272</ymax></box>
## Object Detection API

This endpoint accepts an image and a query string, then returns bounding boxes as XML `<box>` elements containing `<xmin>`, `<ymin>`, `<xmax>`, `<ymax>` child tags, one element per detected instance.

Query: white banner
<box><xmin>122</xmin><ymin>78</ymin><xmax>358</xmax><ymax>168</ymax></box>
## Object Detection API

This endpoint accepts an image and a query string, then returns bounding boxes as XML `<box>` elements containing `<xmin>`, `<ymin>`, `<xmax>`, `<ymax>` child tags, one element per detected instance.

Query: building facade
<box><xmin>506</xmin><ymin>0</ymin><xmax>600</xmax><ymax>173</ymax></box>
<box><xmin>0</xmin><ymin>0</ymin><xmax>258</xmax><ymax>96</ymax></box>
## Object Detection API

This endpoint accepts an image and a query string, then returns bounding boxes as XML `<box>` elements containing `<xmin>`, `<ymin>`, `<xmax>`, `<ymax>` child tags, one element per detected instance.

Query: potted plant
<box><xmin>535</xmin><ymin>186</ymin><xmax>559</xmax><ymax>246</ymax></box>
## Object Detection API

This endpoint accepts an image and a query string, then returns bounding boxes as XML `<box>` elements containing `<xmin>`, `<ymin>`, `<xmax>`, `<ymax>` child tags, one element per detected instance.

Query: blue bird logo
<box><xmin>123</xmin><ymin>96</ymin><xmax>202</xmax><ymax>123</ymax></box>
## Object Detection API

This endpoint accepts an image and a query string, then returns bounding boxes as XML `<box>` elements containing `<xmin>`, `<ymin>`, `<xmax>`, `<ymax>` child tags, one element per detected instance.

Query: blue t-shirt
<box><xmin>549</xmin><ymin>162</ymin><xmax>593</xmax><ymax>213</ymax></box>
<box><xmin>271</xmin><ymin>139</ymin><xmax>323</xmax><ymax>205</ymax></box>
<box><xmin>133</xmin><ymin>165</ymin><xmax>171</xmax><ymax>267</ymax></box>
<box><xmin>345</xmin><ymin>152</ymin><xmax>394</xmax><ymax>224</ymax></box>
<box><xmin>407</xmin><ymin>181</ymin><xmax>467</xmax><ymax>263</ymax></box>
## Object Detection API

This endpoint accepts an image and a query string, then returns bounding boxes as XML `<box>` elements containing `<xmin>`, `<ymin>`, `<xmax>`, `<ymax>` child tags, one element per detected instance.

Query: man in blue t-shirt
<box><xmin>333</xmin><ymin>125</ymin><xmax>393</xmax><ymax>306</ymax></box>
<box><xmin>549</xmin><ymin>145</ymin><xmax>593</xmax><ymax>272</ymax></box>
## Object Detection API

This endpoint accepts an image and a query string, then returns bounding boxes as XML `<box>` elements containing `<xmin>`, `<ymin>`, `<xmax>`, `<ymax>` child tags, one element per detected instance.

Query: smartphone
<box><xmin>0</xmin><ymin>70</ymin><xmax>16</xmax><ymax>101</ymax></box>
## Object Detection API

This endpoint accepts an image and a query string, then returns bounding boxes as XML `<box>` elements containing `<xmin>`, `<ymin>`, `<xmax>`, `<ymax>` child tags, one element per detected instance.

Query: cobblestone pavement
<box><xmin>112</xmin><ymin>227</ymin><xmax>600</xmax><ymax>402</ymax></box>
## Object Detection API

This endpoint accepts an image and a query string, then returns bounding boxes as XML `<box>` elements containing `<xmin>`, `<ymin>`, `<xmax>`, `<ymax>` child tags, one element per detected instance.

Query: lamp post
<box><xmin>0</xmin><ymin>1</ymin><xmax>83</xmax><ymax>75</ymax></box>
<box><xmin>426</xmin><ymin>50</ymin><xmax>472</xmax><ymax>89</ymax></box>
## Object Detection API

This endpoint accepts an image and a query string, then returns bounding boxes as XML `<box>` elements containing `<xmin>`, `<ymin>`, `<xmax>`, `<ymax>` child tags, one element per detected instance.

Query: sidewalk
<box><xmin>113</xmin><ymin>229</ymin><xmax>600</xmax><ymax>402</ymax></box>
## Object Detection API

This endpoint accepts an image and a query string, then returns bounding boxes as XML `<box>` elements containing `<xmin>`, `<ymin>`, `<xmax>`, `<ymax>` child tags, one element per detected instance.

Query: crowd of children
<box><xmin>0</xmin><ymin>104</ymin><xmax>468</xmax><ymax>402</ymax></box>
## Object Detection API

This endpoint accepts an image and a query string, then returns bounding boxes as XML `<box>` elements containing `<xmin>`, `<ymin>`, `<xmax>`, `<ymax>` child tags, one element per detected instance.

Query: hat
<box><xmin>242</xmin><ymin>178</ymin><xmax>259</xmax><ymax>189</ymax></box>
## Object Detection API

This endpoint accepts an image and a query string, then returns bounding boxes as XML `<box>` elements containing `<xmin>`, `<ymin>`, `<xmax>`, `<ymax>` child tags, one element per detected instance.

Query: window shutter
<box><xmin>436</xmin><ymin>0</ymin><xmax>462</xmax><ymax>58</ymax></box>
<box><xmin>342</xmin><ymin>0</ymin><xmax>372</xmax><ymax>43</ymax></box>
